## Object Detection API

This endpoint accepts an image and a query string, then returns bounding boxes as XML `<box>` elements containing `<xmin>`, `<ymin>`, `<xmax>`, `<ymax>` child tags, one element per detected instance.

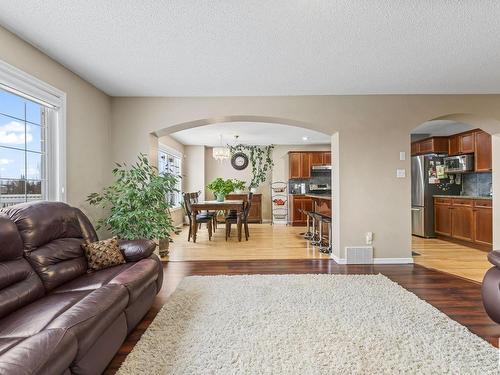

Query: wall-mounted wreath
<box><xmin>231</xmin><ymin>152</ymin><xmax>249</xmax><ymax>170</ymax></box>
<box><xmin>229</xmin><ymin>144</ymin><xmax>274</xmax><ymax>189</ymax></box>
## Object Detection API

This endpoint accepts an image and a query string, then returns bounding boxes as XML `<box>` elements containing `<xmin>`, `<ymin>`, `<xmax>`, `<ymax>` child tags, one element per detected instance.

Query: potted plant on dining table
<box><xmin>207</xmin><ymin>178</ymin><xmax>235</xmax><ymax>202</ymax></box>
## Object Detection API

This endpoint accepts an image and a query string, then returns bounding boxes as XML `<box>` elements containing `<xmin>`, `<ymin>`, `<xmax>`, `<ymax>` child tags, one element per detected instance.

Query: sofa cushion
<box><xmin>0</xmin><ymin>329</ymin><xmax>77</xmax><ymax>375</ymax></box>
<box><xmin>47</xmin><ymin>284</ymin><xmax>129</xmax><ymax>360</ymax></box>
<box><xmin>52</xmin><ymin>262</ymin><xmax>135</xmax><ymax>294</ymax></box>
<box><xmin>0</xmin><ymin>214</ymin><xmax>45</xmax><ymax>320</ymax></box>
<box><xmin>109</xmin><ymin>258</ymin><xmax>159</xmax><ymax>304</ymax></box>
<box><xmin>2</xmin><ymin>202</ymin><xmax>99</xmax><ymax>291</ymax></box>
<box><xmin>82</xmin><ymin>237</ymin><xmax>126</xmax><ymax>271</ymax></box>
<box><xmin>0</xmin><ymin>291</ymin><xmax>90</xmax><ymax>342</ymax></box>
<box><xmin>2</xmin><ymin>201</ymin><xmax>97</xmax><ymax>250</ymax></box>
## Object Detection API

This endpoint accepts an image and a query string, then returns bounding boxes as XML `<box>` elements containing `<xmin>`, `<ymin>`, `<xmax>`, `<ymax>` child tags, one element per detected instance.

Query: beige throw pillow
<box><xmin>82</xmin><ymin>236</ymin><xmax>126</xmax><ymax>271</ymax></box>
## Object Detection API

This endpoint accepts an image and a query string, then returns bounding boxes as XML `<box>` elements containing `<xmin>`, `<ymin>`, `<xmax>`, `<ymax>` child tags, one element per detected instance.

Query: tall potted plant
<box><xmin>207</xmin><ymin>178</ymin><xmax>235</xmax><ymax>202</ymax></box>
<box><xmin>87</xmin><ymin>154</ymin><xmax>178</xmax><ymax>257</ymax></box>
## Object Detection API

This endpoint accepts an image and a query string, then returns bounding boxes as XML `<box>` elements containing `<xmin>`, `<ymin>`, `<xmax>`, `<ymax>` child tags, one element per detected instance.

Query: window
<box><xmin>158</xmin><ymin>148</ymin><xmax>182</xmax><ymax>209</ymax></box>
<box><xmin>0</xmin><ymin>60</ymin><xmax>66</xmax><ymax>208</ymax></box>
<box><xmin>0</xmin><ymin>89</ymin><xmax>48</xmax><ymax>207</ymax></box>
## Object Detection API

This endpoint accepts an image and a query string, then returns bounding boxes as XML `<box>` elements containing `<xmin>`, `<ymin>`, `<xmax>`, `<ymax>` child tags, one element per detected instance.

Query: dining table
<box><xmin>190</xmin><ymin>199</ymin><xmax>245</xmax><ymax>242</ymax></box>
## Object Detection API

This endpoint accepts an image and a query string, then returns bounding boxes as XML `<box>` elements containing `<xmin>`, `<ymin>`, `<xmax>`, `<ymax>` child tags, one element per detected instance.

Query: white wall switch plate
<box><xmin>399</xmin><ymin>151</ymin><xmax>406</xmax><ymax>161</ymax></box>
<box><xmin>396</xmin><ymin>169</ymin><xmax>406</xmax><ymax>178</ymax></box>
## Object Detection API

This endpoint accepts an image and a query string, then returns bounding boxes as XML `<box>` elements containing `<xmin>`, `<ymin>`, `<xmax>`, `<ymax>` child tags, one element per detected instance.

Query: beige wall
<box><xmin>0</xmin><ymin>26</ymin><xmax>112</xmax><ymax>227</ymax></box>
<box><xmin>110</xmin><ymin>95</ymin><xmax>500</xmax><ymax>261</ymax></box>
<box><xmin>184</xmin><ymin>145</ymin><xmax>206</xmax><ymax>200</ymax></box>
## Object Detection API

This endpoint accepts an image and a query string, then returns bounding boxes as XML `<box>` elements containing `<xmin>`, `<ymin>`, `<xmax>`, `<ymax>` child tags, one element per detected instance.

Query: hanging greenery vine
<box><xmin>229</xmin><ymin>144</ymin><xmax>274</xmax><ymax>189</ymax></box>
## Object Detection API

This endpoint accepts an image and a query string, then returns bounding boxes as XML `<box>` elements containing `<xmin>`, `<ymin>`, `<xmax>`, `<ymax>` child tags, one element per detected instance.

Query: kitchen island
<box><xmin>306</xmin><ymin>193</ymin><xmax>331</xmax><ymax>216</ymax></box>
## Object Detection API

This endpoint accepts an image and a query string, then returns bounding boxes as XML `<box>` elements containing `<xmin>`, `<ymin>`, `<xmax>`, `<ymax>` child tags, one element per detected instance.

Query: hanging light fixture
<box><xmin>212</xmin><ymin>134</ymin><xmax>230</xmax><ymax>161</ymax></box>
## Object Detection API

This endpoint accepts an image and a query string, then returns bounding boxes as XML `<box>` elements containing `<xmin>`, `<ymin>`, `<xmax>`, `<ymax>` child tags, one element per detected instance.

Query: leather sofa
<box><xmin>0</xmin><ymin>201</ymin><xmax>163</xmax><ymax>375</ymax></box>
<box><xmin>482</xmin><ymin>251</ymin><xmax>500</xmax><ymax>324</ymax></box>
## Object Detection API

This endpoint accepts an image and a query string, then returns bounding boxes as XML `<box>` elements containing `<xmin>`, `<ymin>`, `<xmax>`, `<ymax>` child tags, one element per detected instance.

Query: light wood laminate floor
<box><xmin>412</xmin><ymin>236</ymin><xmax>491</xmax><ymax>283</ymax></box>
<box><xmin>166</xmin><ymin>224</ymin><xmax>330</xmax><ymax>261</ymax></box>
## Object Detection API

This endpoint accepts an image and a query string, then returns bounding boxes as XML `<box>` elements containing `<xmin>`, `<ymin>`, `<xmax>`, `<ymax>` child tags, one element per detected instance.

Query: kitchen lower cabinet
<box><xmin>434</xmin><ymin>197</ymin><xmax>492</xmax><ymax>249</ymax></box>
<box><xmin>450</xmin><ymin>205</ymin><xmax>474</xmax><ymax>242</ymax></box>
<box><xmin>290</xmin><ymin>195</ymin><xmax>312</xmax><ymax>226</ymax></box>
<box><xmin>473</xmin><ymin>200</ymin><xmax>493</xmax><ymax>246</ymax></box>
<box><xmin>434</xmin><ymin>200</ymin><xmax>452</xmax><ymax>236</ymax></box>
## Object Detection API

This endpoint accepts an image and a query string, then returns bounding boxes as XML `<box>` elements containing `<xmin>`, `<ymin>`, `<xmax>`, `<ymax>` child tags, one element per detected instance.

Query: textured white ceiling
<box><xmin>411</xmin><ymin>120</ymin><xmax>475</xmax><ymax>136</ymax></box>
<box><xmin>169</xmin><ymin>122</ymin><xmax>330</xmax><ymax>146</ymax></box>
<box><xmin>1</xmin><ymin>1</ymin><xmax>500</xmax><ymax>96</ymax></box>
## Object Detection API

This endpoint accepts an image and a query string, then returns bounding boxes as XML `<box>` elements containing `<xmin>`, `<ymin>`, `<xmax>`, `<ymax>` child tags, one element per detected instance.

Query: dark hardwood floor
<box><xmin>104</xmin><ymin>260</ymin><xmax>500</xmax><ymax>374</ymax></box>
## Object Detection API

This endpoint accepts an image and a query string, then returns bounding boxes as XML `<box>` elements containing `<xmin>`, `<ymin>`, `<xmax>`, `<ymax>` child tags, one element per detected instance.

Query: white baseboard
<box><xmin>331</xmin><ymin>255</ymin><xmax>414</xmax><ymax>265</ymax></box>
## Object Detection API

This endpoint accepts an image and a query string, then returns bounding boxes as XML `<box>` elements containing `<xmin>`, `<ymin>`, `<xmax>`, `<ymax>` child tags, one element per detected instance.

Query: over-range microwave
<box><xmin>444</xmin><ymin>154</ymin><xmax>474</xmax><ymax>173</ymax></box>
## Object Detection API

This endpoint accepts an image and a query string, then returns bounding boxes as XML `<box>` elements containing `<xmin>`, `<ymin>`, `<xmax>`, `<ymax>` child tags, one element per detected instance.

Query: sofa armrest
<box><xmin>487</xmin><ymin>251</ymin><xmax>500</xmax><ymax>268</ymax></box>
<box><xmin>119</xmin><ymin>239</ymin><xmax>156</xmax><ymax>262</ymax></box>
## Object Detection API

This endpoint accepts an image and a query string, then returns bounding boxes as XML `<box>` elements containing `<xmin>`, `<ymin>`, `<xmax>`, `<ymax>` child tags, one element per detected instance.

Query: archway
<box><xmin>150</xmin><ymin>116</ymin><xmax>340</xmax><ymax>261</ymax></box>
<box><xmin>409</xmin><ymin>113</ymin><xmax>500</xmax><ymax>282</ymax></box>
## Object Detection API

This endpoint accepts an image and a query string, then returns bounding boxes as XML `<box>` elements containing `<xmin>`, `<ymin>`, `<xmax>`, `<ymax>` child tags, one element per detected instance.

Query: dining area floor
<box><xmin>165</xmin><ymin>224</ymin><xmax>331</xmax><ymax>261</ymax></box>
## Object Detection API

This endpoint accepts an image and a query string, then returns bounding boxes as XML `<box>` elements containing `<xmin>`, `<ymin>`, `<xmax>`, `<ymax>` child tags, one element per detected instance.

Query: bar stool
<box><xmin>301</xmin><ymin>209</ymin><xmax>314</xmax><ymax>240</ymax></box>
<box><xmin>318</xmin><ymin>214</ymin><xmax>332</xmax><ymax>254</ymax></box>
<box><xmin>309</xmin><ymin>212</ymin><xmax>322</xmax><ymax>245</ymax></box>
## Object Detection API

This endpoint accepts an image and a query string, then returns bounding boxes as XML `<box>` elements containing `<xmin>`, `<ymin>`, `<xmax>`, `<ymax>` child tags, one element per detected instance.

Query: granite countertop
<box><xmin>305</xmin><ymin>193</ymin><xmax>332</xmax><ymax>200</ymax></box>
<box><xmin>433</xmin><ymin>194</ymin><xmax>492</xmax><ymax>200</ymax></box>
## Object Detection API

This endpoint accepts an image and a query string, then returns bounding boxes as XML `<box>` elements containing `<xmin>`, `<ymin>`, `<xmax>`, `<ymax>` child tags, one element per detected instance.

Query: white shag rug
<box><xmin>118</xmin><ymin>274</ymin><xmax>498</xmax><ymax>374</ymax></box>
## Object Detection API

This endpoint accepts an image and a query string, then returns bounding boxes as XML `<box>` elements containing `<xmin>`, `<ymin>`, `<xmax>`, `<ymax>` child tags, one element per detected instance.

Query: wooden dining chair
<box><xmin>225</xmin><ymin>192</ymin><xmax>253</xmax><ymax>241</ymax></box>
<box><xmin>194</xmin><ymin>190</ymin><xmax>217</xmax><ymax>229</ymax></box>
<box><xmin>182</xmin><ymin>192</ymin><xmax>213</xmax><ymax>241</ymax></box>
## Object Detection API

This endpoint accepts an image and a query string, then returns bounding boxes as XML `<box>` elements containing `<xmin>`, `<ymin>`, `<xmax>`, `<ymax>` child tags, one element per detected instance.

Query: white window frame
<box><xmin>158</xmin><ymin>144</ymin><xmax>183</xmax><ymax>210</ymax></box>
<box><xmin>0</xmin><ymin>59</ymin><xmax>67</xmax><ymax>202</ymax></box>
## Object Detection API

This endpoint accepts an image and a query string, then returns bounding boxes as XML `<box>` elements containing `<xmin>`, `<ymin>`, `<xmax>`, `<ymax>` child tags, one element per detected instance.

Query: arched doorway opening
<box><xmin>409</xmin><ymin>114</ymin><xmax>500</xmax><ymax>282</ymax></box>
<box><xmin>150</xmin><ymin>117</ymin><xmax>339</xmax><ymax>262</ymax></box>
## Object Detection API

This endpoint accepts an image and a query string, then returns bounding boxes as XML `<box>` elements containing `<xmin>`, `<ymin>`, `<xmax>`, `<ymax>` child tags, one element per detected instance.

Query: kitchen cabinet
<box><xmin>473</xmin><ymin>200</ymin><xmax>493</xmax><ymax>246</ymax></box>
<box><xmin>226</xmin><ymin>193</ymin><xmax>262</xmax><ymax>223</ymax></box>
<box><xmin>434</xmin><ymin>198</ymin><xmax>452</xmax><ymax>236</ymax></box>
<box><xmin>474</xmin><ymin>130</ymin><xmax>492</xmax><ymax>172</ymax></box>
<box><xmin>300</xmin><ymin>153</ymin><xmax>312</xmax><ymax>178</ymax></box>
<box><xmin>311</xmin><ymin>152</ymin><xmax>324</xmax><ymax>166</ymax></box>
<box><xmin>448</xmin><ymin>131</ymin><xmax>475</xmax><ymax>156</ymax></box>
<box><xmin>450</xmin><ymin>200</ymin><xmax>474</xmax><ymax>242</ymax></box>
<box><xmin>410</xmin><ymin>137</ymin><xmax>448</xmax><ymax>156</ymax></box>
<box><xmin>290</xmin><ymin>195</ymin><xmax>313</xmax><ymax>226</ymax></box>
<box><xmin>433</xmin><ymin>197</ymin><xmax>492</xmax><ymax>249</ymax></box>
<box><xmin>289</xmin><ymin>151</ymin><xmax>331</xmax><ymax>179</ymax></box>
<box><xmin>289</xmin><ymin>153</ymin><xmax>302</xmax><ymax>179</ymax></box>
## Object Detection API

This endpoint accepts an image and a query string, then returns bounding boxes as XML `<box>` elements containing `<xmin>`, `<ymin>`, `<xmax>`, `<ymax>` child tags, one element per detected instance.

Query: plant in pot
<box><xmin>207</xmin><ymin>178</ymin><xmax>235</xmax><ymax>202</ymax></box>
<box><xmin>232</xmin><ymin>179</ymin><xmax>247</xmax><ymax>193</ymax></box>
<box><xmin>87</xmin><ymin>153</ymin><xmax>178</xmax><ymax>257</ymax></box>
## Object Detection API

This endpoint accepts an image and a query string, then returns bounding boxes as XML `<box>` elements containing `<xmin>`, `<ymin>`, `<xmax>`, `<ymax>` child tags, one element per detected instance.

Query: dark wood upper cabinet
<box><xmin>411</xmin><ymin>137</ymin><xmax>448</xmax><ymax>156</ymax></box>
<box><xmin>300</xmin><ymin>153</ymin><xmax>311</xmax><ymax>178</ymax></box>
<box><xmin>474</xmin><ymin>130</ymin><xmax>492</xmax><ymax>172</ymax></box>
<box><xmin>448</xmin><ymin>135</ymin><xmax>460</xmax><ymax>156</ymax></box>
<box><xmin>289</xmin><ymin>151</ymin><xmax>331</xmax><ymax>179</ymax></box>
<box><xmin>459</xmin><ymin>132</ymin><xmax>475</xmax><ymax>154</ymax></box>
<box><xmin>310</xmin><ymin>152</ymin><xmax>324</xmax><ymax>166</ymax></box>
<box><xmin>289</xmin><ymin>152</ymin><xmax>301</xmax><ymax>179</ymax></box>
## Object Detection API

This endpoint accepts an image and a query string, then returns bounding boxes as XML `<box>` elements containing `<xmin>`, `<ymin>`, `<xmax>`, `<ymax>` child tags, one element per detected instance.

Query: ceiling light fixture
<box><xmin>302</xmin><ymin>136</ymin><xmax>309</xmax><ymax>141</ymax></box>
<box><xmin>212</xmin><ymin>134</ymin><xmax>230</xmax><ymax>161</ymax></box>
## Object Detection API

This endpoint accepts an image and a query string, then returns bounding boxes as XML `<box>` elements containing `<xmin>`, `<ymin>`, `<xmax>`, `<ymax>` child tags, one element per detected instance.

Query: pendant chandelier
<box><xmin>212</xmin><ymin>134</ymin><xmax>230</xmax><ymax>161</ymax></box>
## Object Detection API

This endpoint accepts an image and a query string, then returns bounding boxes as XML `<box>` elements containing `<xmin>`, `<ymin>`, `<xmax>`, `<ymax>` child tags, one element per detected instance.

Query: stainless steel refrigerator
<box><xmin>411</xmin><ymin>154</ymin><xmax>460</xmax><ymax>237</ymax></box>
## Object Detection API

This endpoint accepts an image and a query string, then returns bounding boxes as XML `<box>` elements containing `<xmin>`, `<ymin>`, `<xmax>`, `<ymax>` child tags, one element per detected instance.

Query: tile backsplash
<box><xmin>462</xmin><ymin>172</ymin><xmax>492</xmax><ymax>196</ymax></box>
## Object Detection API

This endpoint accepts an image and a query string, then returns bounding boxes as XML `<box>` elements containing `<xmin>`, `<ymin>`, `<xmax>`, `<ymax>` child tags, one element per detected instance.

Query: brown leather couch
<box><xmin>0</xmin><ymin>201</ymin><xmax>163</xmax><ymax>375</ymax></box>
<box><xmin>482</xmin><ymin>251</ymin><xmax>500</xmax><ymax>324</ymax></box>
